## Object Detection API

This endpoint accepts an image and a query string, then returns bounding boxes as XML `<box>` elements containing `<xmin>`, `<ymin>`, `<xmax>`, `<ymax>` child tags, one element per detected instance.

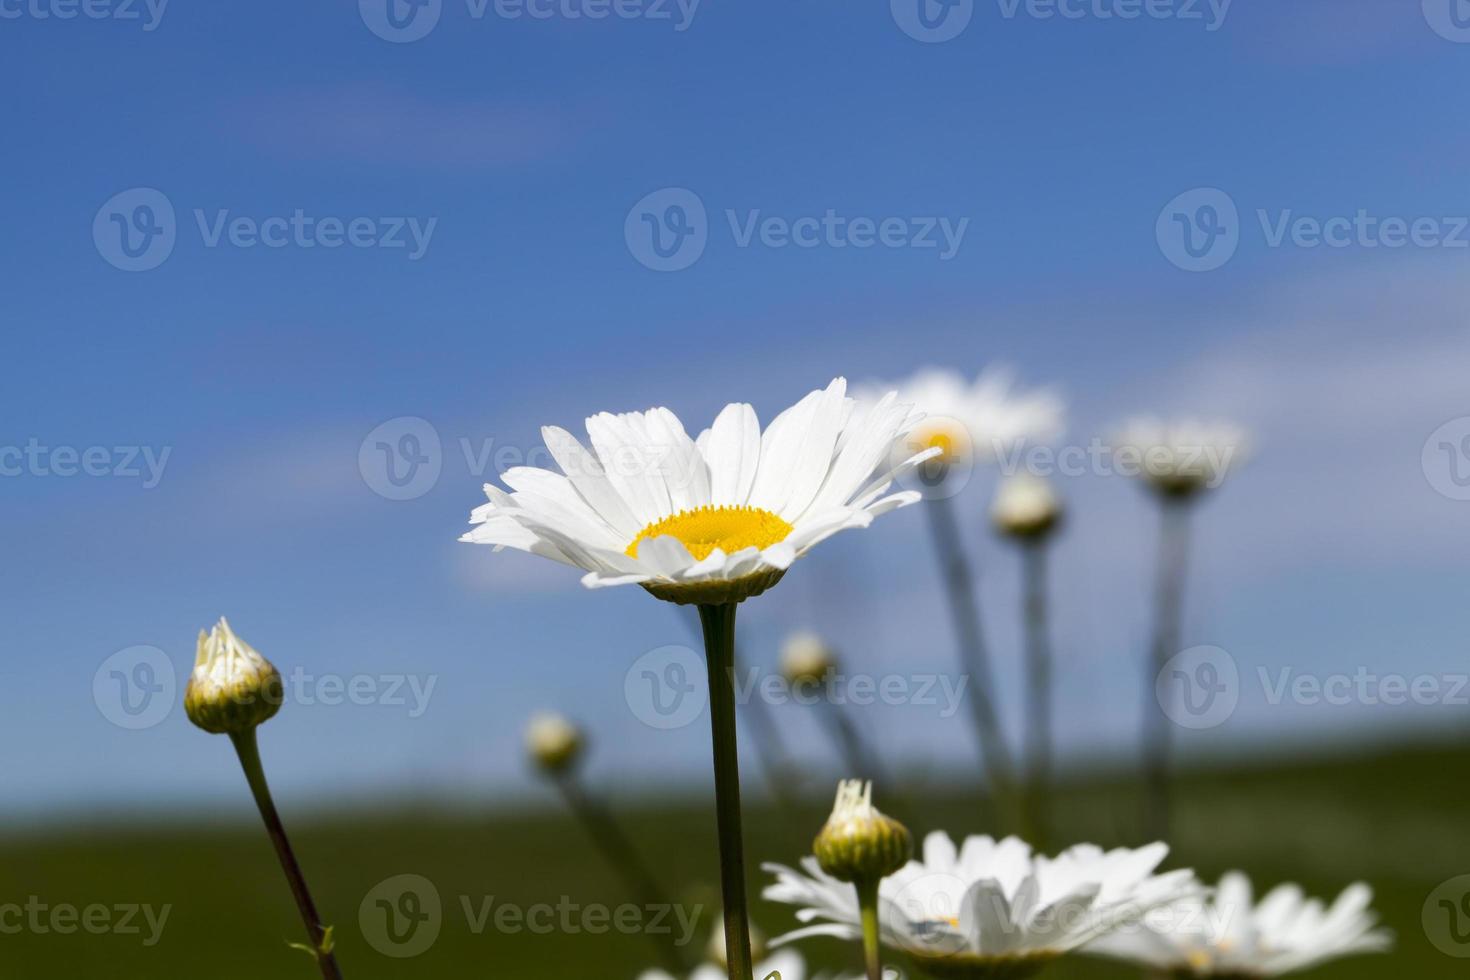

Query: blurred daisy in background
<box><xmin>1112</xmin><ymin>416</ymin><xmax>1251</xmax><ymax>843</ymax></box>
<box><xmin>858</xmin><ymin>367</ymin><xmax>1064</xmax><ymax>471</ymax></box>
<box><xmin>764</xmin><ymin>832</ymin><xmax>1201</xmax><ymax>978</ymax></box>
<box><xmin>1110</xmin><ymin>417</ymin><xmax>1249</xmax><ymax>499</ymax></box>
<box><xmin>852</xmin><ymin>367</ymin><xmax>1064</xmax><ymax>836</ymax></box>
<box><xmin>1088</xmin><ymin>871</ymin><xmax>1391</xmax><ymax>976</ymax></box>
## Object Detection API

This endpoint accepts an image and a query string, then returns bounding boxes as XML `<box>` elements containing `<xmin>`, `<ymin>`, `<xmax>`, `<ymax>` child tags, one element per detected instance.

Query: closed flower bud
<box><xmin>525</xmin><ymin>712</ymin><xmax>583</xmax><ymax>775</ymax></box>
<box><xmin>813</xmin><ymin>780</ymin><xmax>912</xmax><ymax>884</ymax></box>
<box><xmin>184</xmin><ymin>618</ymin><xmax>284</xmax><ymax>735</ymax></box>
<box><xmin>990</xmin><ymin>474</ymin><xmax>1062</xmax><ymax>541</ymax></box>
<box><xmin>780</xmin><ymin>631</ymin><xmax>836</xmax><ymax>687</ymax></box>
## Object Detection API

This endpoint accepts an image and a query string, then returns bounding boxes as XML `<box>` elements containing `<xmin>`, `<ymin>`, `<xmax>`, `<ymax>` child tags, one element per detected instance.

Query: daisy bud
<box><xmin>184</xmin><ymin>618</ymin><xmax>284</xmax><ymax>735</ymax></box>
<box><xmin>780</xmin><ymin>631</ymin><xmax>836</xmax><ymax>687</ymax></box>
<box><xmin>813</xmin><ymin>780</ymin><xmax>912</xmax><ymax>884</ymax></box>
<box><xmin>525</xmin><ymin>712</ymin><xmax>584</xmax><ymax>775</ymax></box>
<box><xmin>990</xmin><ymin>474</ymin><xmax>1062</xmax><ymax>542</ymax></box>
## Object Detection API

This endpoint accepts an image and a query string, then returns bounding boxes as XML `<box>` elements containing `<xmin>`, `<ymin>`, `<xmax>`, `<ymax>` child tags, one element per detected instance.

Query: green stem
<box><xmin>698</xmin><ymin>602</ymin><xmax>754</xmax><ymax>980</ymax></box>
<box><xmin>856</xmin><ymin>877</ymin><xmax>883</xmax><ymax>980</ymax></box>
<box><xmin>1143</xmin><ymin>497</ymin><xmax>1192</xmax><ymax>843</ymax></box>
<box><xmin>925</xmin><ymin>493</ymin><xmax>1018</xmax><ymax>830</ymax></box>
<box><xmin>1020</xmin><ymin>539</ymin><xmax>1053</xmax><ymax>850</ymax></box>
<box><xmin>555</xmin><ymin>772</ymin><xmax>691</xmax><ymax>974</ymax></box>
<box><xmin>230</xmin><ymin>730</ymin><xmax>343</xmax><ymax>980</ymax></box>
<box><xmin>683</xmin><ymin>605</ymin><xmax>803</xmax><ymax>816</ymax></box>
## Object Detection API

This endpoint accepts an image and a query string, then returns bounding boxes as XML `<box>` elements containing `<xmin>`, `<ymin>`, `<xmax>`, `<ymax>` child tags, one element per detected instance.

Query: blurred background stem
<box><xmin>1143</xmin><ymin>497</ymin><xmax>1192</xmax><ymax>843</ymax></box>
<box><xmin>683</xmin><ymin>610</ymin><xmax>802</xmax><ymax>815</ymax></box>
<box><xmin>924</xmin><ymin>492</ymin><xmax>1018</xmax><ymax>832</ymax></box>
<box><xmin>818</xmin><ymin>699</ymin><xmax>888</xmax><ymax>786</ymax></box>
<box><xmin>554</xmin><ymin>771</ymin><xmax>690</xmax><ymax>974</ymax></box>
<box><xmin>698</xmin><ymin>602</ymin><xmax>755</xmax><ymax>980</ymax></box>
<box><xmin>229</xmin><ymin>730</ymin><xmax>342</xmax><ymax>980</ymax></box>
<box><xmin>1020</xmin><ymin>539</ymin><xmax>1054</xmax><ymax>851</ymax></box>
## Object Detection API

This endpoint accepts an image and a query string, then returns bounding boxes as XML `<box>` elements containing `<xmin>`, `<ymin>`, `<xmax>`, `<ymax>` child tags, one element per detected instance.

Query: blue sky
<box><xmin>4</xmin><ymin>0</ymin><xmax>1470</xmax><ymax>819</ymax></box>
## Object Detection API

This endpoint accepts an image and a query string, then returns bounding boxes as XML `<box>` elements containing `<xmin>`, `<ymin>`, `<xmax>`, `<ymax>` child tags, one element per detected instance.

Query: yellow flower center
<box><xmin>626</xmin><ymin>505</ymin><xmax>794</xmax><ymax>561</ymax></box>
<box><xmin>911</xmin><ymin>419</ymin><xmax>971</xmax><ymax>464</ymax></box>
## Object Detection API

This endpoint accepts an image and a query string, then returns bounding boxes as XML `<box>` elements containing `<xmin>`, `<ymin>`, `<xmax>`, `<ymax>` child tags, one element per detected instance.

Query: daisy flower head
<box><xmin>855</xmin><ymin>368</ymin><xmax>1064</xmax><ymax>500</ymax></box>
<box><xmin>184</xmin><ymin>618</ymin><xmax>284</xmax><ymax>735</ymax></box>
<box><xmin>1110</xmin><ymin>417</ymin><xmax>1249</xmax><ymax>499</ymax></box>
<box><xmin>989</xmin><ymin>474</ymin><xmax>1061</xmax><ymax>543</ymax></box>
<box><xmin>765</xmin><ymin>832</ymin><xmax>1202</xmax><ymax>979</ymax></box>
<box><xmin>523</xmin><ymin>712</ymin><xmax>584</xmax><ymax>775</ymax></box>
<box><xmin>781</xmin><ymin>631</ymin><xmax>838</xmax><ymax>687</ymax></box>
<box><xmin>1088</xmin><ymin>872</ymin><xmax>1391</xmax><ymax>977</ymax></box>
<box><xmin>461</xmin><ymin>378</ymin><xmax>938</xmax><ymax>605</ymax></box>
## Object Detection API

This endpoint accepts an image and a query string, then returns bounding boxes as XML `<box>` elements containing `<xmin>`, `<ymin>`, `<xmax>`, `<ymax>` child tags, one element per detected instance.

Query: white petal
<box><xmin>702</xmin><ymin>402</ymin><xmax>762</xmax><ymax>506</ymax></box>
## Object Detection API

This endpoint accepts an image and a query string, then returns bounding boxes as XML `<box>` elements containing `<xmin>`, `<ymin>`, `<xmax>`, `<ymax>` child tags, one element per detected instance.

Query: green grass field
<box><xmin>3</xmin><ymin>740</ymin><xmax>1465</xmax><ymax>978</ymax></box>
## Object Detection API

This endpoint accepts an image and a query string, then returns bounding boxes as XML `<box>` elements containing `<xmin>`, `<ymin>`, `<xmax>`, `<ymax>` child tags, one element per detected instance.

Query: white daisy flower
<box><xmin>856</xmin><ymin>367</ymin><xmax>1064</xmax><ymax>467</ymax></box>
<box><xmin>764</xmin><ymin>832</ymin><xmax>1202</xmax><ymax>978</ymax></box>
<box><xmin>461</xmin><ymin>378</ymin><xmax>937</xmax><ymax>604</ymax></box>
<box><xmin>1088</xmin><ymin>871</ymin><xmax>1391</xmax><ymax>976</ymax></box>
<box><xmin>1110</xmin><ymin>417</ymin><xmax>1249</xmax><ymax>498</ymax></box>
